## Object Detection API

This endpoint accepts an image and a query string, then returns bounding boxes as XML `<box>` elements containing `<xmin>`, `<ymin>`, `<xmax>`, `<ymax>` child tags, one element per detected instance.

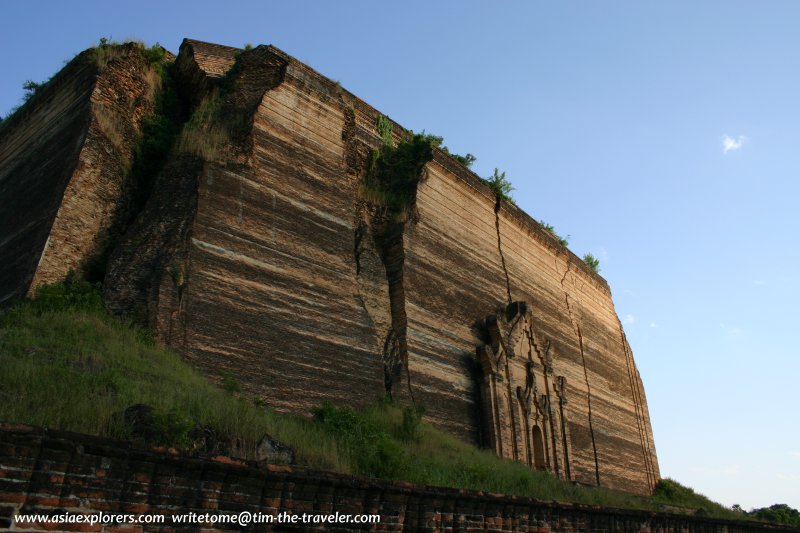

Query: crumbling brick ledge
<box><xmin>0</xmin><ymin>423</ymin><xmax>795</xmax><ymax>532</ymax></box>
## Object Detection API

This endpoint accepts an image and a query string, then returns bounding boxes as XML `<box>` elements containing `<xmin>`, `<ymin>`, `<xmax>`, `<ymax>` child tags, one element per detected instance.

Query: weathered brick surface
<box><xmin>0</xmin><ymin>43</ymin><xmax>161</xmax><ymax>305</ymax></box>
<box><xmin>0</xmin><ymin>425</ymin><xmax>794</xmax><ymax>533</ymax></box>
<box><xmin>4</xmin><ymin>38</ymin><xmax>659</xmax><ymax>497</ymax></box>
<box><xmin>122</xmin><ymin>40</ymin><xmax>658</xmax><ymax>494</ymax></box>
<box><xmin>0</xmin><ymin>53</ymin><xmax>94</xmax><ymax>305</ymax></box>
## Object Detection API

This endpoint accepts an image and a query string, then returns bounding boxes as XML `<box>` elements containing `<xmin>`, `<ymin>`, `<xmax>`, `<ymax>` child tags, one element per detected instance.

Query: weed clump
<box><xmin>376</xmin><ymin>114</ymin><xmax>393</xmax><ymax>146</ymax></box>
<box><xmin>222</xmin><ymin>371</ymin><xmax>242</xmax><ymax>394</ymax></box>
<box><xmin>313</xmin><ymin>402</ymin><xmax>403</xmax><ymax>478</ymax></box>
<box><xmin>22</xmin><ymin>80</ymin><xmax>44</xmax><ymax>101</ymax></box>
<box><xmin>399</xmin><ymin>405</ymin><xmax>425</xmax><ymax>442</ymax></box>
<box><xmin>540</xmin><ymin>221</ymin><xmax>570</xmax><ymax>247</ymax></box>
<box><xmin>583</xmin><ymin>253</ymin><xmax>600</xmax><ymax>273</ymax></box>
<box><xmin>23</xmin><ymin>273</ymin><xmax>103</xmax><ymax>316</ymax></box>
<box><xmin>176</xmin><ymin>90</ymin><xmax>229</xmax><ymax>160</ymax></box>
<box><xmin>482</xmin><ymin>168</ymin><xmax>514</xmax><ymax>202</ymax></box>
<box><xmin>360</xmin><ymin>115</ymin><xmax>438</xmax><ymax>222</ymax></box>
<box><xmin>450</xmin><ymin>151</ymin><xmax>476</xmax><ymax>168</ymax></box>
<box><xmin>141</xmin><ymin>43</ymin><xmax>168</xmax><ymax>66</ymax></box>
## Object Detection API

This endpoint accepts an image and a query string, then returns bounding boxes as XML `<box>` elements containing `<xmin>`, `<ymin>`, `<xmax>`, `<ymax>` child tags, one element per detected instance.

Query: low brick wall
<box><xmin>0</xmin><ymin>424</ymin><xmax>794</xmax><ymax>532</ymax></box>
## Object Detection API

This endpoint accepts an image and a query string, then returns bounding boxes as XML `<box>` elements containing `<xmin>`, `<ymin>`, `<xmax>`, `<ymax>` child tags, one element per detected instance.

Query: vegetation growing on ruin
<box><xmin>21</xmin><ymin>80</ymin><xmax>45</xmax><ymax>100</ymax></box>
<box><xmin>87</xmin><ymin>37</ymin><xmax>128</xmax><ymax>68</ymax></box>
<box><xmin>1</xmin><ymin>37</ymin><xmax>169</xmax><ymax>130</ymax></box>
<box><xmin>375</xmin><ymin>113</ymin><xmax>393</xmax><ymax>146</ymax></box>
<box><xmin>540</xmin><ymin>221</ymin><xmax>570</xmax><ymax>247</ymax></box>
<box><xmin>482</xmin><ymin>168</ymin><xmax>515</xmax><ymax>202</ymax></box>
<box><xmin>86</xmin><ymin>38</ymin><xmax>166</xmax><ymax>71</ymax></box>
<box><xmin>0</xmin><ymin>277</ymin><xmax>348</xmax><ymax>470</ymax></box>
<box><xmin>176</xmin><ymin>46</ymin><xmax>252</xmax><ymax>159</ymax></box>
<box><xmin>176</xmin><ymin>90</ymin><xmax>230</xmax><ymax>160</ymax></box>
<box><xmin>360</xmin><ymin>115</ymin><xmax>438</xmax><ymax>221</ymax></box>
<box><xmin>583</xmin><ymin>253</ymin><xmax>601</xmax><ymax>273</ymax></box>
<box><xmin>0</xmin><ymin>38</ymin><xmax>175</xmax><ymax>282</ymax></box>
<box><xmin>449</xmin><ymin>151</ymin><xmax>476</xmax><ymax>168</ymax></box>
<box><xmin>372</xmin><ymin>116</ymin><xmax>476</xmax><ymax>179</ymax></box>
<box><xmin>0</xmin><ymin>279</ymin><xmax>771</xmax><ymax>523</ymax></box>
<box><xmin>85</xmin><ymin>43</ymin><xmax>180</xmax><ymax>282</ymax></box>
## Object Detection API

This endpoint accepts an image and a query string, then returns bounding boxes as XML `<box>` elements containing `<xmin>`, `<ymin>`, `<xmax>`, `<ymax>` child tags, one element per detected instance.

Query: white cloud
<box><xmin>754</xmin><ymin>279</ymin><xmax>766</xmax><ymax>286</ymax></box>
<box><xmin>790</xmin><ymin>451</ymin><xmax>800</xmax><ymax>459</ymax></box>
<box><xmin>623</xmin><ymin>314</ymin><xmax>636</xmax><ymax>325</ymax></box>
<box><xmin>649</xmin><ymin>322</ymin><xmax>658</xmax><ymax>328</ymax></box>
<box><xmin>722</xmin><ymin>134</ymin><xmax>747</xmax><ymax>154</ymax></box>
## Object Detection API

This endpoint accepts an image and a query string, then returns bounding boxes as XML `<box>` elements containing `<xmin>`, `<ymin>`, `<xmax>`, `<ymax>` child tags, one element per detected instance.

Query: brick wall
<box><xmin>0</xmin><ymin>43</ymin><xmax>161</xmax><ymax>306</ymax></box>
<box><xmin>0</xmin><ymin>424</ymin><xmax>794</xmax><ymax>532</ymax></box>
<box><xmin>1</xmin><ymin>38</ymin><xmax>663</xmax><ymax>496</ymax></box>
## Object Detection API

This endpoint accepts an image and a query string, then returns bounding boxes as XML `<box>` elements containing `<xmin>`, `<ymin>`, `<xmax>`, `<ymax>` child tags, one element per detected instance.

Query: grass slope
<box><xmin>0</xmin><ymin>280</ymin><xmax>746</xmax><ymax>521</ymax></box>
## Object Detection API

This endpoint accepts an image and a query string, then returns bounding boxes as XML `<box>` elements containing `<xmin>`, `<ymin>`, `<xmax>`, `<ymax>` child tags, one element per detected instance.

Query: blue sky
<box><xmin>2</xmin><ymin>1</ymin><xmax>798</xmax><ymax>510</ymax></box>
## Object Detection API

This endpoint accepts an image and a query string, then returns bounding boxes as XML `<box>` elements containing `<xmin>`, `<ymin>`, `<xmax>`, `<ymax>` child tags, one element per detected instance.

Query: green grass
<box><xmin>0</xmin><ymin>281</ymin><xmax>755</xmax><ymax>522</ymax></box>
<box><xmin>176</xmin><ymin>89</ymin><xmax>230</xmax><ymax>160</ymax></box>
<box><xmin>0</xmin><ymin>279</ymin><xmax>347</xmax><ymax>472</ymax></box>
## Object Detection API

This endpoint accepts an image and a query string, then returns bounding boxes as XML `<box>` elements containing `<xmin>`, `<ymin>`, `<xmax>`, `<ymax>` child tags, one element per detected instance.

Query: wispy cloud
<box><xmin>790</xmin><ymin>451</ymin><xmax>800</xmax><ymax>459</ymax></box>
<box><xmin>623</xmin><ymin>314</ymin><xmax>636</xmax><ymax>325</ymax></box>
<box><xmin>649</xmin><ymin>322</ymin><xmax>658</xmax><ymax>328</ymax></box>
<box><xmin>722</xmin><ymin>134</ymin><xmax>747</xmax><ymax>154</ymax></box>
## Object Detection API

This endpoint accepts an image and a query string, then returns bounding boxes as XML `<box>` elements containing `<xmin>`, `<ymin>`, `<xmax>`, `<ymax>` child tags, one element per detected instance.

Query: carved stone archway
<box><xmin>476</xmin><ymin>301</ymin><xmax>572</xmax><ymax>480</ymax></box>
<box><xmin>532</xmin><ymin>425</ymin><xmax>546</xmax><ymax>470</ymax></box>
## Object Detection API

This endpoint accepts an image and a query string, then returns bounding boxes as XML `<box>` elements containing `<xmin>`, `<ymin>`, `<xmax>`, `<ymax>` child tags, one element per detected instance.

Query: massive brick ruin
<box><xmin>0</xmin><ymin>39</ymin><xmax>660</xmax><ymax>496</ymax></box>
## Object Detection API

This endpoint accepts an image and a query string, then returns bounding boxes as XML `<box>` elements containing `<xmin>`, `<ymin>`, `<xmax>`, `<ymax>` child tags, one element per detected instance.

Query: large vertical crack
<box><xmin>348</xmin><ymin>112</ymin><xmax>434</xmax><ymax>403</ymax></box>
<box><xmin>375</xmin><ymin>222</ymin><xmax>415</xmax><ymax>402</ymax></box>
<box><xmin>560</xmin><ymin>259</ymin><xmax>601</xmax><ymax>486</ymax></box>
<box><xmin>346</xmin><ymin>106</ymin><xmax>392</xmax><ymax>397</ymax></box>
<box><xmin>494</xmin><ymin>199</ymin><xmax>513</xmax><ymax>306</ymax></box>
<box><xmin>105</xmin><ymin>45</ymin><xmax>287</xmax><ymax>335</ymax></box>
<box><xmin>617</xmin><ymin>320</ymin><xmax>658</xmax><ymax>491</ymax></box>
<box><xmin>347</xmin><ymin>110</ymin><xmax>399</xmax><ymax>400</ymax></box>
<box><xmin>353</xmin><ymin>221</ymin><xmax>365</xmax><ymax>276</ymax></box>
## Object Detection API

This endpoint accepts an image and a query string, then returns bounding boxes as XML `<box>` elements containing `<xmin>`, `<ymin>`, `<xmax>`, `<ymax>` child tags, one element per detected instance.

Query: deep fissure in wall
<box><xmin>0</xmin><ymin>42</ymin><xmax>172</xmax><ymax>305</ymax></box>
<box><xmin>559</xmin><ymin>259</ymin><xmax>602</xmax><ymax>487</ymax></box>
<box><xmin>85</xmin><ymin>48</ymin><xmax>184</xmax><ymax>284</ymax></box>
<box><xmin>0</xmin><ymin>38</ymin><xmax>663</xmax><ymax>498</ymax></box>
<box><xmin>618</xmin><ymin>320</ymin><xmax>659</xmax><ymax>491</ymax></box>
<box><xmin>494</xmin><ymin>199</ymin><xmax>514</xmax><ymax>306</ymax></box>
<box><xmin>104</xmin><ymin>44</ymin><xmax>288</xmax><ymax>333</ymax></box>
<box><xmin>355</xmin><ymin>119</ymin><xmax>436</xmax><ymax>401</ymax></box>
